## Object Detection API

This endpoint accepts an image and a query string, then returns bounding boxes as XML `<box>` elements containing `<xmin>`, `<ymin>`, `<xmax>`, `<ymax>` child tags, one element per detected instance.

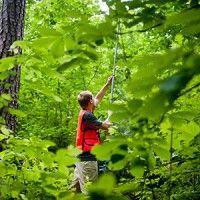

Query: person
<box><xmin>70</xmin><ymin>76</ymin><xmax>113</xmax><ymax>194</ymax></box>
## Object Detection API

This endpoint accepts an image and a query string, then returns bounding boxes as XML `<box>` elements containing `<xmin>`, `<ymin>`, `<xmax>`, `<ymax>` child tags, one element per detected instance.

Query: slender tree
<box><xmin>0</xmin><ymin>0</ymin><xmax>26</xmax><ymax>132</ymax></box>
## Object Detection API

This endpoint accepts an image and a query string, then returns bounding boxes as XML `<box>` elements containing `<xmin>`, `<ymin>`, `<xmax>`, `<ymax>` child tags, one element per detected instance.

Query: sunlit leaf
<box><xmin>9</xmin><ymin>108</ymin><xmax>27</xmax><ymax>118</ymax></box>
<box><xmin>130</xmin><ymin>165</ymin><xmax>145</xmax><ymax>178</ymax></box>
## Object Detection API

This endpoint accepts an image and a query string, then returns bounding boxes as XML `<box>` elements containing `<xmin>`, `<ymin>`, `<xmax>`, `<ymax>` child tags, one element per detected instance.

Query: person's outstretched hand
<box><xmin>102</xmin><ymin>119</ymin><xmax>111</xmax><ymax>129</ymax></box>
<box><xmin>106</xmin><ymin>76</ymin><xmax>114</xmax><ymax>86</ymax></box>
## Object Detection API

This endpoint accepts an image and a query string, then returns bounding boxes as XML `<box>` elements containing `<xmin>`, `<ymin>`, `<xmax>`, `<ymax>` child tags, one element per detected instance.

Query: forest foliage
<box><xmin>0</xmin><ymin>0</ymin><xmax>200</xmax><ymax>199</ymax></box>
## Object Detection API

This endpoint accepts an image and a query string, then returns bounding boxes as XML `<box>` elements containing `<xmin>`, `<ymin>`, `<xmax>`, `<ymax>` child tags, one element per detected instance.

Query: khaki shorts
<box><xmin>69</xmin><ymin>161</ymin><xmax>98</xmax><ymax>194</ymax></box>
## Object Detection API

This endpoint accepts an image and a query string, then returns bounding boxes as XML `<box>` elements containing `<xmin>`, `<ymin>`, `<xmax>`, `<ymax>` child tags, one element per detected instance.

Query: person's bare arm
<box><xmin>95</xmin><ymin>76</ymin><xmax>113</xmax><ymax>106</ymax></box>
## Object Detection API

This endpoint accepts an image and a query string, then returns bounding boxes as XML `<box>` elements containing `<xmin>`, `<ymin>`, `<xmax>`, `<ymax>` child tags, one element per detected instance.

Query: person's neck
<box><xmin>84</xmin><ymin>106</ymin><xmax>93</xmax><ymax>112</ymax></box>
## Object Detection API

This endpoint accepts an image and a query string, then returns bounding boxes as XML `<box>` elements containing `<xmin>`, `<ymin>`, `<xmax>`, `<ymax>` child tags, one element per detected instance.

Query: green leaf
<box><xmin>1</xmin><ymin>94</ymin><xmax>12</xmax><ymax>101</ymax></box>
<box><xmin>0</xmin><ymin>134</ymin><xmax>7</xmax><ymax>141</ymax></box>
<box><xmin>0</xmin><ymin>71</ymin><xmax>10</xmax><ymax>80</ymax></box>
<box><xmin>38</xmin><ymin>28</ymin><xmax>62</xmax><ymax>37</ymax></box>
<box><xmin>165</xmin><ymin>9</ymin><xmax>200</xmax><ymax>27</ymax></box>
<box><xmin>183</xmin><ymin>23</ymin><xmax>200</xmax><ymax>35</ymax></box>
<box><xmin>31</xmin><ymin>37</ymin><xmax>55</xmax><ymax>49</ymax></box>
<box><xmin>0</xmin><ymin>125</ymin><xmax>11</xmax><ymax>135</ymax></box>
<box><xmin>117</xmin><ymin>181</ymin><xmax>138</xmax><ymax>193</ymax></box>
<box><xmin>175</xmin><ymin>34</ymin><xmax>183</xmax><ymax>45</ymax></box>
<box><xmin>30</xmin><ymin>82</ymin><xmax>63</xmax><ymax>102</ymax></box>
<box><xmin>53</xmin><ymin>95</ymin><xmax>62</xmax><ymax>102</ymax></box>
<box><xmin>19</xmin><ymin>194</ymin><xmax>28</xmax><ymax>200</ymax></box>
<box><xmin>92</xmin><ymin>139</ymin><xmax>126</xmax><ymax>161</ymax></box>
<box><xmin>81</xmin><ymin>45</ymin><xmax>98</xmax><ymax>60</ymax></box>
<box><xmin>57</xmin><ymin>55</ymin><xmax>78</xmax><ymax>65</ymax></box>
<box><xmin>66</xmin><ymin>145</ymin><xmax>81</xmax><ymax>157</ymax></box>
<box><xmin>127</xmin><ymin>49</ymin><xmax>183</xmax><ymax>97</ymax></box>
<box><xmin>169</xmin><ymin>110</ymin><xmax>198</xmax><ymax>122</ymax></box>
<box><xmin>160</xmin><ymin>119</ymin><xmax>171</xmax><ymax>133</ymax></box>
<box><xmin>127</xmin><ymin>98</ymin><xmax>143</xmax><ymax>113</ymax></box>
<box><xmin>11</xmin><ymin>40</ymin><xmax>29</xmax><ymax>50</ymax></box>
<box><xmin>140</xmin><ymin>93</ymin><xmax>169</xmax><ymax>121</ymax></box>
<box><xmin>41</xmin><ymin>68</ymin><xmax>66</xmax><ymax>81</ymax></box>
<box><xmin>159</xmin><ymin>70</ymin><xmax>192</xmax><ymax>100</ymax></box>
<box><xmin>130</xmin><ymin>165</ymin><xmax>145</xmax><ymax>178</ymax></box>
<box><xmin>41</xmin><ymin>140</ymin><xmax>55</xmax><ymax>149</ymax></box>
<box><xmin>108</xmin><ymin>156</ymin><xmax>127</xmax><ymax>170</ymax></box>
<box><xmin>0</xmin><ymin>57</ymin><xmax>16</xmax><ymax>72</ymax></box>
<box><xmin>109</xmin><ymin>102</ymin><xmax>130</xmax><ymax>121</ymax></box>
<box><xmin>64</xmin><ymin>38</ymin><xmax>77</xmax><ymax>51</ymax></box>
<box><xmin>179</xmin><ymin>121</ymin><xmax>200</xmax><ymax>146</ymax></box>
<box><xmin>57</xmin><ymin>56</ymin><xmax>88</xmax><ymax>71</ymax></box>
<box><xmin>56</xmin><ymin>149</ymin><xmax>78</xmax><ymax>167</ymax></box>
<box><xmin>153</xmin><ymin>144</ymin><xmax>169</xmax><ymax>160</ymax></box>
<box><xmin>89</xmin><ymin>174</ymin><xmax>116</xmax><ymax>194</ymax></box>
<box><xmin>50</xmin><ymin>39</ymin><xmax>65</xmax><ymax>58</ymax></box>
<box><xmin>9</xmin><ymin>108</ymin><xmax>27</xmax><ymax>118</ymax></box>
<box><xmin>92</xmin><ymin>143</ymin><xmax>113</xmax><ymax>160</ymax></box>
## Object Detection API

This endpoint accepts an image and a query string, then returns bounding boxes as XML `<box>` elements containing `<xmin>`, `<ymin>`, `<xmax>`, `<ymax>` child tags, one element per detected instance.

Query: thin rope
<box><xmin>110</xmin><ymin>18</ymin><xmax>121</xmax><ymax>103</ymax></box>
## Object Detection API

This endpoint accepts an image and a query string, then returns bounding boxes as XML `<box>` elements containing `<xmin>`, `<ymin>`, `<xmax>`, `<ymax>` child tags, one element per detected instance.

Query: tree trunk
<box><xmin>0</xmin><ymin>0</ymin><xmax>26</xmax><ymax>132</ymax></box>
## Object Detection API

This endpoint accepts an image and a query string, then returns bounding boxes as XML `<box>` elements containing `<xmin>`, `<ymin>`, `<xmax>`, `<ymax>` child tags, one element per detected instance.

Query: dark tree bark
<box><xmin>0</xmin><ymin>0</ymin><xmax>26</xmax><ymax>132</ymax></box>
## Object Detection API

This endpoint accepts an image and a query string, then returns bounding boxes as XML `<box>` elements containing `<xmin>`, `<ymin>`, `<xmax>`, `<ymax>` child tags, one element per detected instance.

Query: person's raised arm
<box><xmin>95</xmin><ymin>76</ymin><xmax>113</xmax><ymax>106</ymax></box>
